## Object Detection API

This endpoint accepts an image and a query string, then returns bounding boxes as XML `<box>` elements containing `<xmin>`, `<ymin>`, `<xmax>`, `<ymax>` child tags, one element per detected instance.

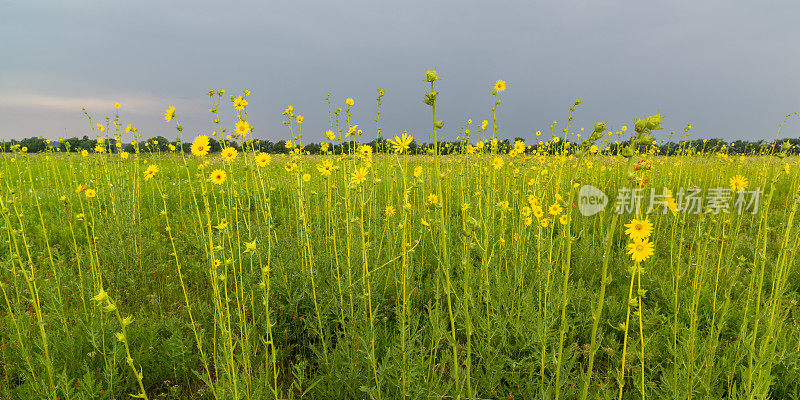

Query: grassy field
<box><xmin>1</xmin><ymin>86</ymin><xmax>800</xmax><ymax>399</ymax></box>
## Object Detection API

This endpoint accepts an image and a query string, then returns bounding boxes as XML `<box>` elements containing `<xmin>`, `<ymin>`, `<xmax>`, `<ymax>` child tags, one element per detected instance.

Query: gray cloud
<box><xmin>1</xmin><ymin>0</ymin><xmax>798</xmax><ymax>143</ymax></box>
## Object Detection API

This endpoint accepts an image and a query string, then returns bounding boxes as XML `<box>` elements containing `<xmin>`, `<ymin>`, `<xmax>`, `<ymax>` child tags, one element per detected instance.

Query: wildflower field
<box><xmin>2</xmin><ymin>74</ymin><xmax>800</xmax><ymax>400</ymax></box>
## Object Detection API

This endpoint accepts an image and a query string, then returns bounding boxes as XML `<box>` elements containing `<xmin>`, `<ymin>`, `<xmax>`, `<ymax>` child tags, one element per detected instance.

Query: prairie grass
<box><xmin>1</xmin><ymin>74</ymin><xmax>799</xmax><ymax>399</ymax></box>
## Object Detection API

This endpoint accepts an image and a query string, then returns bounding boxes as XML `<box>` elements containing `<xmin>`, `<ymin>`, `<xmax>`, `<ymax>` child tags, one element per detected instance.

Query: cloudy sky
<box><xmin>1</xmin><ymin>0</ymin><xmax>798</xmax><ymax>143</ymax></box>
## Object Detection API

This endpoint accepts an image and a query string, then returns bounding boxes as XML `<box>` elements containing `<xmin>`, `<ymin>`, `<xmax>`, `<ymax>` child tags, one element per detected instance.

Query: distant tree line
<box><xmin>1</xmin><ymin>135</ymin><xmax>799</xmax><ymax>156</ymax></box>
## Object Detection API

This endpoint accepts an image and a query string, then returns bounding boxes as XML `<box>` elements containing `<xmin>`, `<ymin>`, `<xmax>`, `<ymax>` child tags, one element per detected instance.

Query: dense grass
<box><xmin>1</xmin><ymin>85</ymin><xmax>800</xmax><ymax>399</ymax></box>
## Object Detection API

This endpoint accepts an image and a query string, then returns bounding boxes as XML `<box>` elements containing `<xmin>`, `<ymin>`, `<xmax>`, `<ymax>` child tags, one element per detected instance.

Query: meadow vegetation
<box><xmin>1</xmin><ymin>71</ymin><xmax>800</xmax><ymax>399</ymax></box>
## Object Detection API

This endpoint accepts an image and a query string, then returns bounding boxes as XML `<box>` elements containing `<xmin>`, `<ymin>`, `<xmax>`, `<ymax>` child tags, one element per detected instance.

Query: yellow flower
<box><xmin>296</xmin><ymin>115</ymin><xmax>304</xmax><ymax>124</ymax></box>
<box><xmin>191</xmin><ymin>135</ymin><xmax>210</xmax><ymax>157</ymax></box>
<box><xmin>625</xmin><ymin>218</ymin><xmax>653</xmax><ymax>240</ymax></box>
<box><xmin>548</xmin><ymin>203</ymin><xmax>562</xmax><ymax>215</ymax></box>
<box><xmin>413</xmin><ymin>166</ymin><xmax>423</xmax><ymax>178</ymax></box>
<box><xmin>210</xmin><ymin>169</ymin><xmax>227</xmax><ymax>185</ymax></box>
<box><xmin>559</xmin><ymin>215</ymin><xmax>569</xmax><ymax>225</ymax></box>
<box><xmin>143</xmin><ymin>164</ymin><xmax>158</xmax><ymax>181</ymax></box>
<box><xmin>357</xmin><ymin>144</ymin><xmax>373</xmax><ymax>159</ymax></box>
<box><xmin>387</xmin><ymin>132</ymin><xmax>414</xmax><ymax>153</ymax></box>
<box><xmin>326</xmin><ymin>130</ymin><xmax>336</xmax><ymax>141</ymax></box>
<box><xmin>316</xmin><ymin>159</ymin><xmax>338</xmax><ymax>176</ymax></box>
<box><xmin>494</xmin><ymin>80</ymin><xmax>506</xmax><ymax>92</ymax></box>
<box><xmin>540</xmin><ymin>219</ymin><xmax>549</xmax><ymax>228</ymax></box>
<box><xmin>521</xmin><ymin>206</ymin><xmax>531</xmax><ymax>217</ymax></box>
<box><xmin>121</xmin><ymin>151</ymin><xmax>129</xmax><ymax>159</ymax></box>
<box><xmin>350</xmin><ymin>167</ymin><xmax>368</xmax><ymax>186</ymax></box>
<box><xmin>255</xmin><ymin>152</ymin><xmax>271</xmax><ymax>167</ymax></box>
<box><xmin>221</xmin><ymin>147</ymin><xmax>238</xmax><ymax>162</ymax></box>
<box><xmin>114</xmin><ymin>102</ymin><xmax>121</xmax><ymax>108</ymax></box>
<box><xmin>233</xmin><ymin>96</ymin><xmax>248</xmax><ymax>110</ymax></box>
<box><xmin>235</xmin><ymin>120</ymin><xmax>251</xmax><ymax>136</ymax></box>
<box><xmin>85</xmin><ymin>188</ymin><xmax>97</xmax><ymax>198</ymax></box>
<box><xmin>492</xmin><ymin>157</ymin><xmax>504</xmax><ymax>170</ymax></box>
<box><xmin>730</xmin><ymin>175</ymin><xmax>748</xmax><ymax>192</ymax></box>
<box><xmin>164</xmin><ymin>106</ymin><xmax>176</xmax><ymax>122</ymax></box>
<box><xmin>302</xmin><ymin>173</ymin><xmax>311</xmax><ymax>182</ymax></box>
<box><xmin>627</xmin><ymin>238</ymin><xmax>654</xmax><ymax>263</ymax></box>
<box><xmin>346</xmin><ymin>98</ymin><xmax>355</xmax><ymax>106</ymax></box>
<box><xmin>496</xmin><ymin>200</ymin><xmax>509</xmax><ymax>211</ymax></box>
<box><xmin>96</xmin><ymin>123</ymin><xmax>105</xmax><ymax>132</ymax></box>
<box><xmin>427</xmin><ymin>193</ymin><xmax>439</xmax><ymax>205</ymax></box>
<box><xmin>385</xmin><ymin>206</ymin><xmax>396</xmax><ymax>217</ymax></box>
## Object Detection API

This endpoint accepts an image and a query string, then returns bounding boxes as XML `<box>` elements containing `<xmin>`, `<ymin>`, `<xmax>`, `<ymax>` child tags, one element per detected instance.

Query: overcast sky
<box><xmin>1</xmin><ymin>0</ymin><xmax>798</xmax><ymax>143</ymax></box>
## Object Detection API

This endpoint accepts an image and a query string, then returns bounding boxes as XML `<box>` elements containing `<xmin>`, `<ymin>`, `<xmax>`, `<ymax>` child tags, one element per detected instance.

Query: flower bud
<box><xmin>424</xmin><ymin>69</ymin><xmax>440</xmax><ymax>82</ymax></box>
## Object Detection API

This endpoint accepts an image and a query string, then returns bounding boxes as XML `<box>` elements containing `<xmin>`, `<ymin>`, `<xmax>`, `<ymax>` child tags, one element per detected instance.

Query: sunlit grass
<box><xmin>1</xmin><ymin>72</ymin><xmax>799</xmax><ymax>399</ymax></box>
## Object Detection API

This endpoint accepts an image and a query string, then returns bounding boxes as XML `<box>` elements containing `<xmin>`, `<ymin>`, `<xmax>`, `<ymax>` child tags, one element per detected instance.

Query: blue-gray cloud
<box><xmin>1</xmin><ymin>0</ymin><xmax>798</xmax><ymax>143</ymax></box>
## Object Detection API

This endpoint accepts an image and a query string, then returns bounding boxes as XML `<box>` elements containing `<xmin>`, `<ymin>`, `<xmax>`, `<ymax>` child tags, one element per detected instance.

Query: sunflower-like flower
<box><xmin>235</xmin><ymin>120</ymin><xmax>251</xmax><ymax>136</ymax></box>
<box><xmin>233</xmin><ymin>96</ymin><xmax>248</xmax><ymax>110</ymax></box>
<box><xmin>143</xmin><ymin>164</ymin><xmax>158</xmax><ymax>181</ymax></box>
<box><xmin>255</xmin><ymin>152</ymin><xmax>271</xmax><ymax>167</ymax></box>
<box><xmin>357</xmin><ymin>144</ymin><xmax>373</xmax><ymax>159</ymax></box>
<box><xmin>316</xmin><ymin>159</ymin><xmax>338</xmax><ymax>177</ymax></box>
<box><xmin>627</xmin><ymin>238</ymin><xmax>654</xmax><ymax>263</ymax></box>
<box><xmin>494</xmin><ymin>80</ymin><xmax>506</xmax><ymax>92</ymax></box>
<box><xmin>492</xmin><ymin>157</ymin><xmax>504</xmax><ymax>170</ymax></box>
<box><xmin>209</xmin><ymin>169</ymin><xmax>227</xmax><ymax>185</ymax></box>
<box><xmin>164</xmin><ymin>106</ymin><xmax>176</xmax><ymax>122</ymax></box>
<box><xmin>387</xmin><ymin>132</ymin><xmax>413</xmax><ymax>153</ymax></box>
<box><xmin>730</xmin><ymin>175</ymin><xmax>749</xmax><ymax>192</ymax></box>
<box><xmin>350</xmin><ymin>167</ymin><xmax>368</xmax><ymax>186</ymax></box>
<box><xmin>624</xmin><ymin>218</ymin><xmax>653</xmax><ymax>241</ymax></box>
<box><xmin>221</xmin><ymin>147</ymin><xmax>238</xmax><ymax>162</ymax></box>
<box><xmin>191</xmin><ymin>135</ymin><xmax>210</xmax><ymax>157</ymax></box>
